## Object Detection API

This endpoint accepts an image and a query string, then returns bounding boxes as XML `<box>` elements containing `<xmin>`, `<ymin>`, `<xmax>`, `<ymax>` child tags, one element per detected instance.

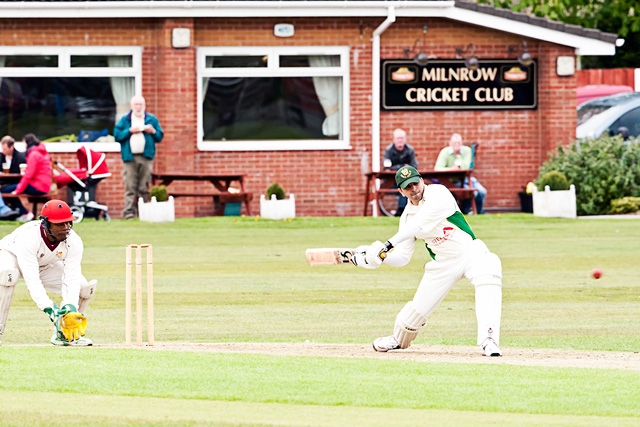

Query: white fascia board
<box><xmin>441</xmin><ymin>8</ymin><xmax>616</xmax><ymax>56</ymax></box>
<box><xmin>0</xmin><ymin>1</ymin><xmax>453</xmax><ymax>18</ymax></box>
<box><xmin>0</xmin><ymin>1</ymin><xmax>614</xmax><ymax>55</ymax></box>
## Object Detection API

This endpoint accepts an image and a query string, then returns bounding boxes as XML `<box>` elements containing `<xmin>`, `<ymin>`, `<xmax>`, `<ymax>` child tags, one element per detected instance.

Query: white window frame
<box><xmin>0</xmin><ymin>46</ymin><xmax>142</xmax><ymax>153</ymax></box>
<box><xmin>197</xmin><ymin>46</ymin><xmax>351</xmax><ymax>151</ymax></box>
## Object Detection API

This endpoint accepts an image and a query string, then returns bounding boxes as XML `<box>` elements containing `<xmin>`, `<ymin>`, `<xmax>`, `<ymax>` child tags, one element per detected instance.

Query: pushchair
<box><xmin>53</xmin><ymin>146</ymin><xmax>111</xmax><ymax>223</ymax></box>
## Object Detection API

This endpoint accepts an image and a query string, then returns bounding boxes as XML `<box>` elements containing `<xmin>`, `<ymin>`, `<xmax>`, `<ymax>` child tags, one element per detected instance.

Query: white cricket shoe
<box><xmin>16</xmin><ymin>212</ymin><xmax>35</xmax><ymax>223</ymax></box>
<box><xmin>481</xmin><ymin>338</ymin><xmax>502</xmax><ymax>357</ymax></box>
<box><xmin>372</xmin><ymin>335</ymin><xmax>400</xmax><ymax>352</ymax></box>
<box><xmin>51</xmin><ymin>333</ymin><xmax>93</xmax><ymax>347</ymax></box>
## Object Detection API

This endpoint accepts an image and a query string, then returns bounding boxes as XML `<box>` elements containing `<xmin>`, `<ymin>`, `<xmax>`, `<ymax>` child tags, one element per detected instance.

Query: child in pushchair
<box><xmin>53</xmin><ymin>146</ymin><xmax>111</xmax><ymax>223</ymax></box>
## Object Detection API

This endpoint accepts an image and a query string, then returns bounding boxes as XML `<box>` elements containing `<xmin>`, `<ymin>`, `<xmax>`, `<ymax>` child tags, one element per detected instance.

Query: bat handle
<box><xmin>380</xmin><ymin>241</ymin><xmax>394</xmax><ymax>260</ymax></box>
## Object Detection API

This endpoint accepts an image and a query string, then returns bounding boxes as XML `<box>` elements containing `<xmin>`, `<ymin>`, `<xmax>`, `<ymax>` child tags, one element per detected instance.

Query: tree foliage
<box><xmin>536</xmin><ymin>136</ymin><xmax>640</xmax><ymax>215</ymax></box>
<box><xmin>478</xmin><ymin>0</ymin><xmax>640</xmax><ymax>68</ymax></box>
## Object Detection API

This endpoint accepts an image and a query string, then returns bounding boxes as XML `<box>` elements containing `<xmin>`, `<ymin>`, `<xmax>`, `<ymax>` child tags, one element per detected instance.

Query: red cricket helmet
<box><xmin>40</xmin><ymin>200</ymin><xmax>75</xmax><ymax>223</ymax></box>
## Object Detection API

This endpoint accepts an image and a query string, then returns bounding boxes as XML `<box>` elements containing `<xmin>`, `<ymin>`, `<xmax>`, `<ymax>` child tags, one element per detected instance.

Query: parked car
<box><xmin>576</xmin><ymin>92</ymin><xmax>640</xmax><ymax>140</ymax></box>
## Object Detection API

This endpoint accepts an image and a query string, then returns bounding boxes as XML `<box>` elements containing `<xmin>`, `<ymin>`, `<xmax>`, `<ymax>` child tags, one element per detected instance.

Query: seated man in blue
<box><xmin>434</xmin><ymin>133</ymin><xmax>486</xmax><ymax>214</ymax></box>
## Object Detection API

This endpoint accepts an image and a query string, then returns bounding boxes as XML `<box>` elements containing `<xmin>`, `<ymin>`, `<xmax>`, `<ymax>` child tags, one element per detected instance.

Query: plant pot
<box><xmin>138</xmin><ymin>196</ymin><xmax>175</xmax><ymax>222</ymax></box>
<box><xmin>532</xmin><ymin>185</ymin><xmax>576</xmax><ymax>218</ymax></box>
<box><xmin>260</xmin><ymin>194</ymin><xmax>296</xmax><ymax>220</ymax></box>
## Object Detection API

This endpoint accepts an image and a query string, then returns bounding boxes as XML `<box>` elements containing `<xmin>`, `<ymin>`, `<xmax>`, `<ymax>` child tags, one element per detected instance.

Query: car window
<box><xmin>608</xmin><ymin>107</ymin><xmax>640</xmax><ymax>138</ymax></box>
<box><xmin>577</xmin><ymin>92</ymin><xmax>640</xmax><ymax>126</ymax></box>
<box><xmin>577</xmin><ymin>105</ymin><xmax>612</xmax><ymax>126</ymax></box>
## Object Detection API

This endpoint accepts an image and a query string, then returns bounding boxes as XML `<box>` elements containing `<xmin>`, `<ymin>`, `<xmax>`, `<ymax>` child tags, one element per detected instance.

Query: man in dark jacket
<box><xmin>382</xmin><ymin>128</ymin><xmax>419</xmax><ymax>216</ymax></box>
<box><xmin>0</xmin><ymin>135</ymin><xmax>27</xmax><ymax>174</ymax></box>
<box><xmin>114</xmin><ymin>95</ymin><xmax>164</xmax><ymax>219</ymax></box>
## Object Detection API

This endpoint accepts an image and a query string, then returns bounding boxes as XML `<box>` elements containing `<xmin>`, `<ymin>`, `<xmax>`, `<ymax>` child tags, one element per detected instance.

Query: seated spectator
<box><xmin>383</xmin><ymin>128</ymin><xmax>419</xmax><ymax>216</ymax></box>
<box><xmin>0</xmin><ymin>133</ymin><xmax>52</xmax><ymax>222</ymax></box>
<box><xmin>434</xmin><ymin>133</ymin><xmax>486</xmax><ymax>214</ymax></box>
<box><xmin>1</xmin><ymin>135</ymin><xmax>28</xmax><ymax>216</ymax></box>
<box><xmin>0</xmin><ymin>135</ymin><xmax>27</xmax><ymax>174</ymax></box>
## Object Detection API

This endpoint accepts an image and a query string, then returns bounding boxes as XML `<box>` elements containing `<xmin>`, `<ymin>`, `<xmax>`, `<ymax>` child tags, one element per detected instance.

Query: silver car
<box><xmin>576</xmin><ymin>92</ymin><xmax>640</xmax><ymax>140</ymax></box>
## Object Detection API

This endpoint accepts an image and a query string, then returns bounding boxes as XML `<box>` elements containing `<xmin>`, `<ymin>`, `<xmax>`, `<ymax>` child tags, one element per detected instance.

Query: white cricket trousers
<box><xmin>412</xmin><ymin>239</ymin><xmax>503</xmax><ymax>345</ymax></box>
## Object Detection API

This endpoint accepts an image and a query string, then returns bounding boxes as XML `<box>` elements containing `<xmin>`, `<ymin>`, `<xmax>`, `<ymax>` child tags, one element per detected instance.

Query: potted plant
<box><xmin>260</xmin><ymin>183</ymin><xmax>296</xmax><ymax>219</ymax></box>
<box><xmin>138</xmin><ymin>185</ymin><xmax>175</xmax><ymax>222</ymax></box>
<box><xmin>532</xmin><ymin>171</ymin><xmax>576</xmax><ymax>218</ymax></box>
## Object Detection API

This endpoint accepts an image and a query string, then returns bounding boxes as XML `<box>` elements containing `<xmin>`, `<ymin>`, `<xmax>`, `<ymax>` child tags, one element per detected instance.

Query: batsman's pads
<box><xmin>393</xmin><ymin>301</ymin><xmax>427</xmax><ymax>349</ymax></box>
<box><xmin>58</xmin><ymin>304</ymin><xmax>87</xmax><ymax>341</ymax></box>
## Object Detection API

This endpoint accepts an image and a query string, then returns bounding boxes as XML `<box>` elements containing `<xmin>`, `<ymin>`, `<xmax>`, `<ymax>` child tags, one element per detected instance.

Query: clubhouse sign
<box><xmin>381</xmin><ymin>59</ymin><xmax>537</xmax><ymax>110</ymax></box>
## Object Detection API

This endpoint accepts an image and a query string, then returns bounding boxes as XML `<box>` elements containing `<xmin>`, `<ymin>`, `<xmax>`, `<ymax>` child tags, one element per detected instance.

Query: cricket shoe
<box><xmin>372</xmin><ymin>335</ymin><xmax>401</xmax><ymax>352</ymax></box>
<box><xmin>481</xmin><ymin>337</ymin><xmax>502</xmax><ymax>357</ymax></box>
<box><xmin>51</xmin><ymin>333</ymin><xmax>93</xmax><ymax>347</ymax></box>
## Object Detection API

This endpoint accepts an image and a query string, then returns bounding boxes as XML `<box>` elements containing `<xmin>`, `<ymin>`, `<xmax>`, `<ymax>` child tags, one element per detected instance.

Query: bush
<box><xmin>150</xmin><ymin>185</ymin><xmax>169</xmax><ymax>202</ymax></box>
<box><xmin>535</xmin><ymin>135</ymin><xmax>640</xmax><ymax>215</ymax></box>
<box><xmin>610</xmin><ymin>197</ymin><xmax>640</xmax><ymax>214</ymax></box>
<box><xmin>536</xmin><ymin>171</ymin><xmax>569</xmax><ymax>191</ymax></box>
<box><xmin>266</xmin><ymin>183</ymin><xmax>286</xmax><ymax>200</ymax></box>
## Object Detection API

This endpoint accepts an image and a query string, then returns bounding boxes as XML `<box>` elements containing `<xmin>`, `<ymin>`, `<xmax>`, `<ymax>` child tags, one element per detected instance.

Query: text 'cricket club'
<box><xmin>381</xmin><ymin>59</ymin><xmax>537</xmax><ymax>111</ymax></box>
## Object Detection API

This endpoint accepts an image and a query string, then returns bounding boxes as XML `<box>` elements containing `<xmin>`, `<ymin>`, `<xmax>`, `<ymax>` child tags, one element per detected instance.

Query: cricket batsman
<box><xmin>351</xmin><ymin>166</ymin><xmax>503</xmax><ymax>356</ymax></box>
<box><xmin>0</xmin><ymin>200</ymin><xmax>96</xmax><ymax>346</ymax></box>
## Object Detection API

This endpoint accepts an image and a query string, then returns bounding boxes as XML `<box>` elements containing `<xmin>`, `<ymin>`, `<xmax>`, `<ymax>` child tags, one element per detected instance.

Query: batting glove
<box><xmin>364</xmin><ymin>240</ymin><xmax>393</xmax><ymax>267</ymax></box>
<box><xmin>351</xmin><ymin>245</ymin><xmax>378</xmax><ymax>269</ymax></box>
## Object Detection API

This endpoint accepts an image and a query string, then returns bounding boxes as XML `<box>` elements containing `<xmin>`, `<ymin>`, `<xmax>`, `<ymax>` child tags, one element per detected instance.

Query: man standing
<box><xmin>383</xmin><ymin>128</ymin><xmax>419</xmax><ymax>215</ymax></box>
<box><xmin>351</xmin><ymin>166</ymin><xmax>503</xmax><ymax>357</ymax></box>
<box><xmin>434</xmin><ymin>133</ymin><xmax>486</xmax><ymax>214</ymax></box>
<box><xmin>114</xmin><ymin>95</ymin><xmax>164</xmax><ymax>219</ymax></box>
<box><xmin>0</xmin><ymin>200</ymin><xmax>97</xmax><ymax>346</ymax></box>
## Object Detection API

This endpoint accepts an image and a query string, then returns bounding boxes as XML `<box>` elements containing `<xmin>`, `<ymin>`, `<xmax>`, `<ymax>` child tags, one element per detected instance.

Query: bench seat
<box><xmin>2</xmin><ymin>193</ymin><xmax>52</xmax><ymax>216</ymax></box>
<box><xmin>169</xmin><ymin>191</ymin><xmax>253</xmax><ymax>216</ymax></box>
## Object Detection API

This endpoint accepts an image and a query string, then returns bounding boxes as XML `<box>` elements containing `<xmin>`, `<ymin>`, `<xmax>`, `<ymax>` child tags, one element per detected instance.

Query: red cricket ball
<box><xmin>591</xmin><ymin>268</ymin><xmax>602</xmax><ymax>279</ymax></box>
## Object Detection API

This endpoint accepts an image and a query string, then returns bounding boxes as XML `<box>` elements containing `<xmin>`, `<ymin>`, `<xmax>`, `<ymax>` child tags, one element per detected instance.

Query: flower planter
<box><xmin>138</xmin><ymin>196</ymin><xmax>175</xmax><ymax>222</ymax></box>
<box><xmin>260</xmin><ymin>194</ymin><xmax>296</xmax><ymax>220</ymax></box>
<box><xmin>532</xmin><ymin>185</ymin><xmax>576</xmax><ymax>218</ymax></box>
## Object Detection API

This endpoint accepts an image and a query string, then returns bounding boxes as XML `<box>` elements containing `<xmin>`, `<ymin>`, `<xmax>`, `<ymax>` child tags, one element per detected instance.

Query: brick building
<box><xmin>0</xmin><ymin>1</ymin><xmax>619</xmax><ymax>218</ymax></box>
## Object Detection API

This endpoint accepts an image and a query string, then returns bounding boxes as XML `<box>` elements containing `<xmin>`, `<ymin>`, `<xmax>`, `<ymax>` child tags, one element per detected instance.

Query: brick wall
<box><xmin>1</xmin><ymin>17</ymin><xmax>578</xmax><ymax>217</ymax></box>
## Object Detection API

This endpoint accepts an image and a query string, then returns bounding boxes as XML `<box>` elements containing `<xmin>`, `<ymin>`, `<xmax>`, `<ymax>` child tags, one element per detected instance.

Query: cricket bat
<box><xmin>305</xmin><ymin>248</ymin><xmax>355</xmax><ymax>266</ymax></box>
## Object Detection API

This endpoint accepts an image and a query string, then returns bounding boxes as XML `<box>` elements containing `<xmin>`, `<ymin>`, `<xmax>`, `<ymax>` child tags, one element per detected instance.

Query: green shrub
<box><xmin>536</xmin><ymin>171</ymin><xmax>569</xmax><ymax>191</ymax></box>
<box><xmin>266</xmin><ymin>183</ymin><xmax>286</xmax><ymax>200</ymax></box>
<box><xmin>610</xmin><ymin>197</ymin><xmax>640</xmax><ymax>214</ymax></box>
<box><xmin>150</xmin><ymin>185</ymin><xmax>169</xmax><ymax>202</ymax></box>
<box><xmin>536</xmin><ymin>135</ymin><xmax>640</xmax><ymax>215</ymax></box>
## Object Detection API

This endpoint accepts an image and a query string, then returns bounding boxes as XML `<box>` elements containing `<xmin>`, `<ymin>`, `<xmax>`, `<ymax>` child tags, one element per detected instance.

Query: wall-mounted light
<box><xmin>508</xmin><ymin>40</ymin><xmax>533</xmax><ymax>66</ymax></box>
<box><xmin>171</xmin><ymin>28</ymin><xmax>191</xmax><ymax>49</ymax></box>
<box><xmin>455</xmin><ymin>43</ymin><xmax>479</xmax><ymax>70</ymax></box>
<box><xmin>403</xmin><ymin>25</ymin><xmax>429</xmax><ymax>66</ymax></box>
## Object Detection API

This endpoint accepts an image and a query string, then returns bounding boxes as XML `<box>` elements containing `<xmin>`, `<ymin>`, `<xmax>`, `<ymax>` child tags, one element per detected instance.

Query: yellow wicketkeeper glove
<box><xmin>58</xmin><ymin>304</ymin><xmax>87</xmax><ymax>341</ymax></box>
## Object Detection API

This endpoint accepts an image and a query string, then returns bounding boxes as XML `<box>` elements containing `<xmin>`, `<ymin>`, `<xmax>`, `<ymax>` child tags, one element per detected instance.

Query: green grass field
<box><xmin>0</xmin><ymin>214</ymin><xmax>639</xmax><ymax>426</ymax></box>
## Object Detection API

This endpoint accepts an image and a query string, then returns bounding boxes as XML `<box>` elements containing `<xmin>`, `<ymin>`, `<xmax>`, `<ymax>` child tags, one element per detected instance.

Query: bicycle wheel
<box><xmin>377</xmin><ymin>192</ymin><xmax>399</xmax><ymax>217</ymax></box>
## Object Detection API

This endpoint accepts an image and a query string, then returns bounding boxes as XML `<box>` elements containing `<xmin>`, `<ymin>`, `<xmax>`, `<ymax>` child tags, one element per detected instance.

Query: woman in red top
<box><xmin>1</xmin><ymin>133</ymin><xmax>52</xmax><ymax>222</ymax></box>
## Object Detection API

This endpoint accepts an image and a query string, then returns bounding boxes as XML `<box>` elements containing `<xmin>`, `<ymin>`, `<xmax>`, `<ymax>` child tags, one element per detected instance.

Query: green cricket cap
<box><xmin>395</xmin><ymin>166</ymin><xmax>422</xmax><ymax>189</ymax></box>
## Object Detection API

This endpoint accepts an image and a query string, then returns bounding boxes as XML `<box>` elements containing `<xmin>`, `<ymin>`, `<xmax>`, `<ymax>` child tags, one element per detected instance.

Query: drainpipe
<box><xmin>371</xmin><ymin>7</ymin><xmax>395</xmax><ymax>174</ymax></box>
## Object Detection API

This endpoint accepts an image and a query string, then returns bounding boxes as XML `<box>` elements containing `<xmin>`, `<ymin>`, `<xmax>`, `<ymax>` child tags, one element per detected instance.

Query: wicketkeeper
<box><xmin>352</xmin><ymin>166</ymin><xmax>503</xmax><ymax>356</ymax></box>
<box><xmin>0</xmin><ymin>199</ymin><xmax>96</xmax><ymax>346</ymax></box>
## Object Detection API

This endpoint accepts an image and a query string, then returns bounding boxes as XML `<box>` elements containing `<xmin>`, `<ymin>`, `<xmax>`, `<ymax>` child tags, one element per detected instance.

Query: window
<box><xmin>198</xmin><ymin>46</ymin><xmax>350</xmax><ymax>151</ymax></box>
<box><xmin>0</xmin><ymin>46</ymin><xmax>141</xmax><ymax>153</ymax></box>
<box><xmin>609</xmin><ymin>107</ymin><xmax>640</xmax><ymax>138</ymax></box>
